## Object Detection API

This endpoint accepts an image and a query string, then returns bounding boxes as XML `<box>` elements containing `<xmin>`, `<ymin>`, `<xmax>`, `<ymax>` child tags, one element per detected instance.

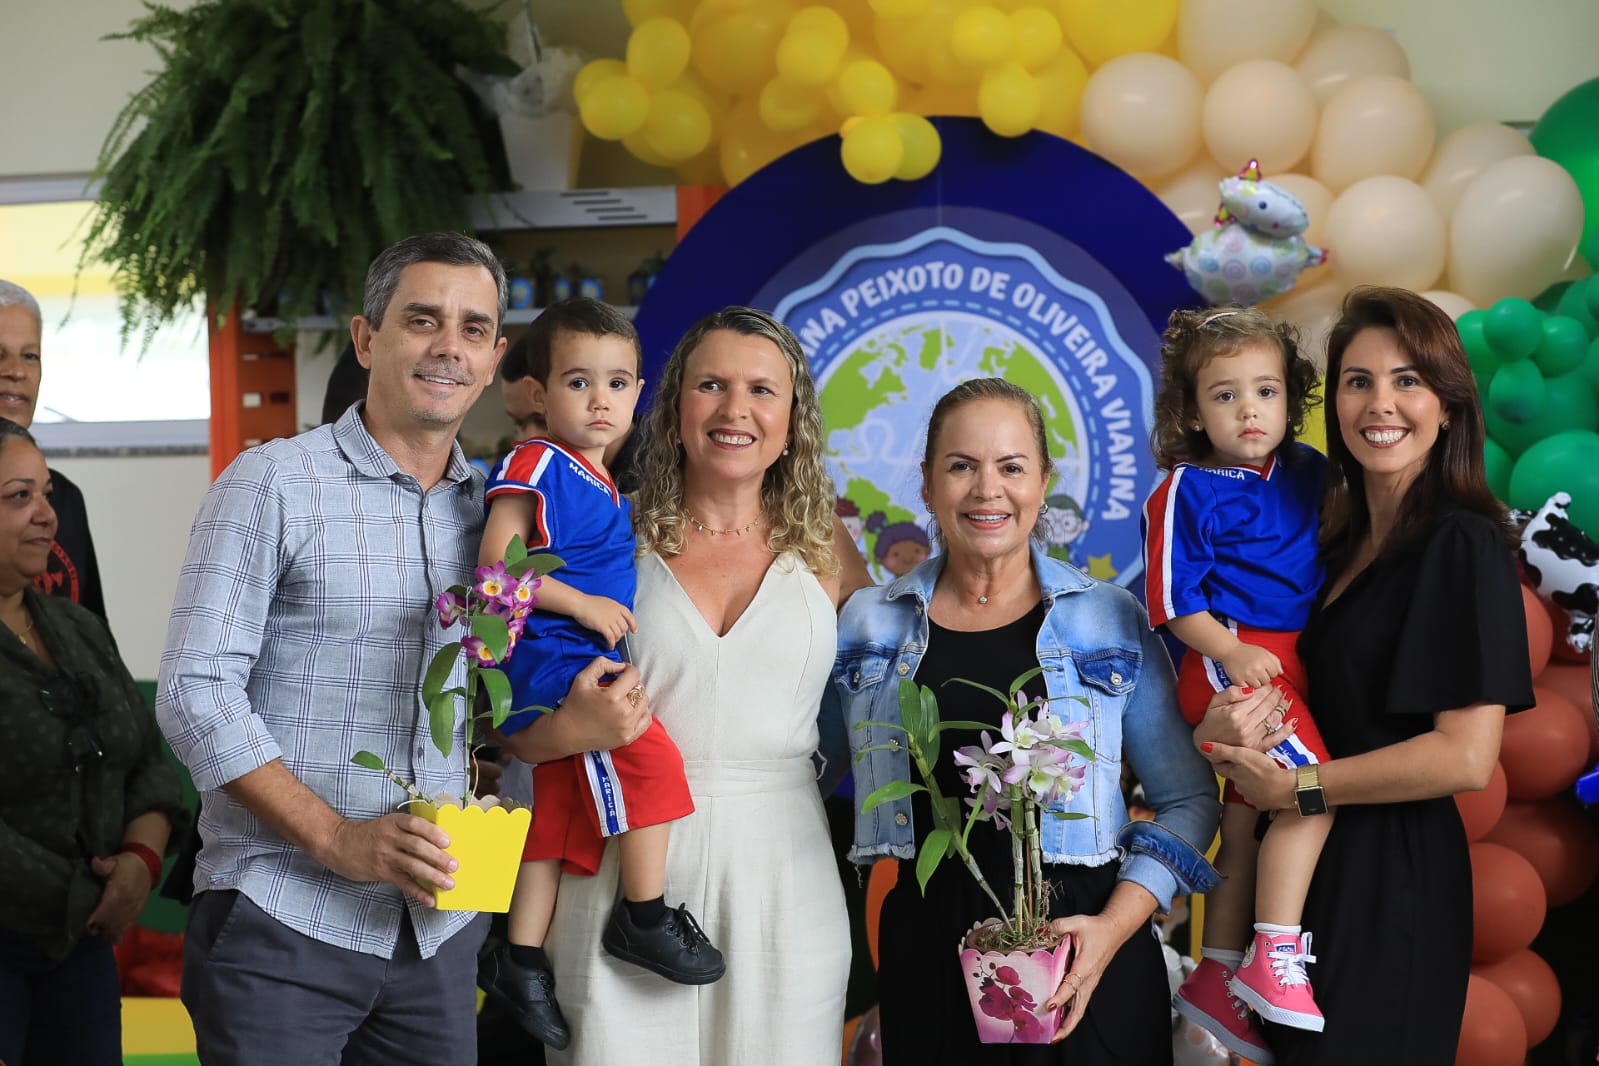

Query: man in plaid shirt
<box><xmin>157</xmin><ymin>232</ymin><xmax>651</xmax><ymax>1064</ymax></box>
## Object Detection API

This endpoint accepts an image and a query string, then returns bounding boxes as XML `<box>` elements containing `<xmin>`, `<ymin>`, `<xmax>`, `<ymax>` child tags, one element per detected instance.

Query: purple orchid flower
<box><xmin>433</xmin><ymin>589</ymin><xmax>468</xmax><ymax>627</ymax></box>
<box><xmin>473</xmin><ymin>561</ymin><xmax>513</xmax><ymax>604</ymax></box>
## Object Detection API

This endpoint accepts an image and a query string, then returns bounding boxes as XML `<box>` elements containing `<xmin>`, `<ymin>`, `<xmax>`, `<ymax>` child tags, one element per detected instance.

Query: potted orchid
<box><xmin>856</xmin><ymin>667</ymin><xmax>1094</xmax><ymax>1043</ymax></box>
<box><xmin>353</xmin><ymin>535</ymin><xmax>560</xmax><ymax>911</ymax></box>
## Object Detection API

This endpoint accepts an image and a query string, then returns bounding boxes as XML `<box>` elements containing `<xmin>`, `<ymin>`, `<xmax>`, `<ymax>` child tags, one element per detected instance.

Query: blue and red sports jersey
<box><xmin>1143</xmin><ymin>441</ymin><xmax>1325</xmax><ymax>632</ymax></box>
<box><xmin>486</xmin><ymin>437</ymin><xmax>635</xmax><ymax>730</ymax></box>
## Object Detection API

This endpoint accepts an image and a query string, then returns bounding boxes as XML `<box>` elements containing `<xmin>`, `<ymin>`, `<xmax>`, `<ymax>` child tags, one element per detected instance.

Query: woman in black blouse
<box><xmin>0</xmin><ymin>418</ymin><xmax>187</xmax><ymax>1065</ymax></box>
<box><xmin>1198</xmin><ymin>287</ymin><xmax>1533</xmax><ymax>1065</ymax></box>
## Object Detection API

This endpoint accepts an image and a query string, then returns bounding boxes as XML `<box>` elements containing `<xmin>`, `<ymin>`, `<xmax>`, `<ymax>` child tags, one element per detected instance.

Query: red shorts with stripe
<box><xmin>521</xmin><ymin>717</ymin><xmax>694</xmax><ymax>876</ymax></box>
<box><xmin>1175</xmin><ymin>625</ymin><xmax>1330</xmax><ymax>808</ymax></box>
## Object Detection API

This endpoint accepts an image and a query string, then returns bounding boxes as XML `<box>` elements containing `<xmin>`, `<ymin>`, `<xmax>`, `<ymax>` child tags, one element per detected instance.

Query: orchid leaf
<box><xmin>853</xmin><ymin>719</ymin><xmax>910</xmax><ymax>736</ymax></box>
<box><xmin>933</xmin><ymin>720</ymin><xmax>995</xmax><ymax>734</ymax></box>
<box><xmin>860</xmin><ymin>779</ymin><xmax>926</xmax><ymax>813</ymax></box>
<box><xmin>529</xmin><ymin>553</ymin><xmax>565</xmax><ymax>576</ymax></box>
<box><xmin>350</xmin><ymin>750</ymin><xmax>386</xmax><ymax>771</ymax></box>
<box><xmin>503</xmin><ymin>534</ymin><xmax>528</xmax><ymax>565</ymax></box>
<box><xmin>1046</xmin><ymin>811</ymin><xmax>1092</xmax><ymax>820</ymax></box>
<box><xmin>1059</xmin><ymin>738</ymin><xmax>1096</xmax><ymax>761</ymax></box>
<box><xmin>1006</xmin><ymin>666</ymin><xmax>1046</xmax><ymax>700</ymax></box>
<box><xmin>421</xmin><ymin>643</ymin><xmax>458</xmax><ymax>703</ymax></box>
<box><xmin>427</xmin><ymin>690</ymin><xmax>456</xmax><ymax>759</ymax></box>
<box><xmin>471</xmin><ymin>613</ymin><xmax>510</xmax><ymax>663</ymax></box>
<box><xmin>897</xmin><ymin>679</ymin><xmax>925</xmax><ymax>740</ymax></box>
<box><xmin>479</xmin><ymin>667</ymin><xmax>511</xmax><ymax>730</ymax></box>
<box><xmin>916</xmin><ymin>828</ymin><xmax>952</xmax><ymax>894</ymax></box>
<box><xmin>943</xmin><ymin>676</ymin><xmax>1009</xmax><ymax>706</ymax></box>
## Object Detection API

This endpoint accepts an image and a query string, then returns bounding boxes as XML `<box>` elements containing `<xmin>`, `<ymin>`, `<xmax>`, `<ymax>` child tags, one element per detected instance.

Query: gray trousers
<box><xmin>182</xmin><ymin>890</ymin><xmax>488</xmax><ymax>1066</ymax></box>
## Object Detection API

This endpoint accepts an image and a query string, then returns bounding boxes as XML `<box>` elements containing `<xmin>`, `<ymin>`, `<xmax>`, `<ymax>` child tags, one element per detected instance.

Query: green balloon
<box><xmin>1488</xmin><ymin>358</ymin><xmax>1548</xmax><ymax>424</ymax></box>
<box><xmin>1458</xmin><ymin>309</ymin><xmax>1501</xmax><ymax>376</ymax></box>
<box><xmin>1534</xmin><ymin>280</ymin><xmax>1572</xmax><ymax>313</ymax></box>
<box><xmin>1486</xmin><ymin>368</ymin><xmax>1598</xmax><ymax>455</ymax></box>
<box><xmin>1556</xmin><ymin>277</ymin><xmax>1599</xmax><ymax>337</ymax></box>
<box><xmin>1483</xmin><ymin>297</ymin><xmax>1543</xmax><ymax>361</ymax></box>
<box><xmin>1484</xmin><ymin>437</ymin><xmax>1512</xmax><ymax>503</ymax></box>
<box><xmin>1533</xmin><ymin>315</ymin><xmax>1591</xmax><ymax>376</ymax></box>
<box><xmin>1587</xmin><ymin>275</ymin><xmax>1599</xmax><ymax>324</ymax></box>
<box><xmin>1531</xmin><ymin>76</ymin><xmax>1599</xmax><ymax>270</ymax></box>
<box><xmin>1510</xmin><ymin>429</ymin><xmax>1599</xmax><ymax>538</ymax></box>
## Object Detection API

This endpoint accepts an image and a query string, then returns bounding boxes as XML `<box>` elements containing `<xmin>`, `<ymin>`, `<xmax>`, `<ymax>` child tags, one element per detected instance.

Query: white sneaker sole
<box><xmin>1227</xmin><ymin>975</ymin><xmax>1326</xmax><ymax>1032</ymax></box>
<box><xmin>1172</xmin><ymin>991</ymin><xmax>1277</xmax><ymax>1064</ymax></box>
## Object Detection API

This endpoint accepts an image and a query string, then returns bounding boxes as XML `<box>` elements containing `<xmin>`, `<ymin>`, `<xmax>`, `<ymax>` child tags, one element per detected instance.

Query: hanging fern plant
<box><xmin>84</xmin><ymin>0</ymin><xmax>518</xmax><ymax>343</ymax></box>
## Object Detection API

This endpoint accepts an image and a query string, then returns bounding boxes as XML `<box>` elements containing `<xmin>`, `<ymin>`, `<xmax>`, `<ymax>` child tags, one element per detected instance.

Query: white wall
<box><xmin>50</xmin><ymin>453</ymin><xmax>211</xmax><ymax>680</ymax></box>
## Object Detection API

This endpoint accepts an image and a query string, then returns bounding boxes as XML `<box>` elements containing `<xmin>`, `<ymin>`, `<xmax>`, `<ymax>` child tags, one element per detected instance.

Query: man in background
<box><xmin>0</xmin><ymin>279</ymin><xmax>106</xmax><ymax>619</ymax></box>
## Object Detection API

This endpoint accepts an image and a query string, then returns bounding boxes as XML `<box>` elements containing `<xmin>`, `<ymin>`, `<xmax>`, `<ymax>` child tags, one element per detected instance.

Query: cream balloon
<box><xmin>1419</xmin><ymin>290</ymin><xmax>1476</xmax><ymax>320</ymax></box>
<box><xmin>1293</xmin><ymin>26</ymin><xmax>1409</xmax><ymax>103</ymax></box>
<box><xmin>1325</xmin><ymin>175</ymin><xmax>1447</xmax><ymax>290</ymax></box>
<box><xmin>1202</xmin><ymin>59</ymin><xmax>1317</xmax><ymax>174</ymax></box>
<box><xmin>1080</xmin><ymin>53</ymin><xmax>1203</xmax><ymax>180</ymax></box>
<box><xmin>1420</xmin><ymin>122</ymin><xmax>1536</xmax><ymax>219</ymax></box>
<box><xmin>1448</xmin><ymin>155</ymin><xmax>1586</xmax><ymax>304</ymax></box>
<box><xmin>1154</xmin><ymin>158</ymin><xmax>1228</xmax><ymax>234</ymax></box>
<box><xmin>1177</xmin><ymin>0</ymin><xmax>1318</xmax><ymax>84</ymax></box>
<box><xmin>1311</xmin><ymin>75</ymin><xmax>1435</xmax><ymax>192</ymax></box>
<box><xmin>1263</xmin><ymin>277</ymin><xmax>1344</xmax><ymax>371</ymax></box>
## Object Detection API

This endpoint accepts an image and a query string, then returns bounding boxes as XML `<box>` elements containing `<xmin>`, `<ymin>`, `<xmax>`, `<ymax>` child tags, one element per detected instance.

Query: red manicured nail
<box><xmin>1240</xmin><ymin>687</ymin><xmax>1254</xmax><ymax>695</ymax></box>
<box><xmin>1200</xmin><ymin>742</ymin><xmax>1215</xmax><ymax>753</ymax></box>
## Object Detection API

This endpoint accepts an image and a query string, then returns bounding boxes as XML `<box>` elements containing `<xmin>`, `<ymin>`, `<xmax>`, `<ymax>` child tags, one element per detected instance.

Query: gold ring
<box><xmin>626</xmin><ymin>684</ymin><xmax>644</xmax><ymax>707</ymax></box>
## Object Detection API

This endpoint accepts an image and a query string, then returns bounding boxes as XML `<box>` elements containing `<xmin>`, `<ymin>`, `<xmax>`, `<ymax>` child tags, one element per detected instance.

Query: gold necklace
<box><xmin>683</xmin><ymin>510</ymin><xmax>763</xmax><ymax>536</ymax></box>
<box><xmin>4</xmin><ymin>613</ymin><xmax>35</xmax><ymax>649</ymax></box>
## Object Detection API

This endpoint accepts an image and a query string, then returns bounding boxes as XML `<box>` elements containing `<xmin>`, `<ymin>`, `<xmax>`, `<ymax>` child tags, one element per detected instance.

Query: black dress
<box><xmin>876</xmin><ymin>604</ymin><xmax>1171</xmax><ymax>1066</ymax></box>
<box><xmin>1270</xmin><ymin>510</ymin><xmax>1534</xmax><ymax>1065</ymax></box>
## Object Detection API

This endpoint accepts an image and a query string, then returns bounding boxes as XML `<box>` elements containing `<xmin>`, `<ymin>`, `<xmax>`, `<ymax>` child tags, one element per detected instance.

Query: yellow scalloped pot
<box><xmin>414</xmin><ymin>802</ymin><xmax>532</xmax><ymax>912</ymax></box>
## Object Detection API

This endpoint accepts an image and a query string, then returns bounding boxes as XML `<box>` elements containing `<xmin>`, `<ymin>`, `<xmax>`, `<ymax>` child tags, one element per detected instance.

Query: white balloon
<box><xmin>1420</xmin><ymin>290</ymin><xmax>1477</xmax><ymax>320</ymax></box>
<box><xmin>1421</xmin><ymin>122</ymin><xmax>1536</xmax><ymax>219</ymax></box>
<box><xmin>1293</xmin><ymin>25</ymin><xmax>1410</xmax><ymax>103</ymax></box>
<box><xmin>1264</xmin><ymin>277</ymin><xmax>1345</xmax><ymax>371</ymax></box>
<box><xmin>1178</xmin><ymin>0</ymin><xmax>1319</xmax><ymax>83</ymax></box>
<box><xmin>1326</xmin><ymin>175</ymin><xmax>1447</xmax><ymax>291</ymax></box>
<box><xmin>1201</xmin><ymin>59</ymin><xmax>1318</xmax><ymax>174</ymax></box>
<box><xmin>1448</xmin><ymin>155</ymin><xmax>1586</xmax><ymax>304</ymax></box>
<box><xmin>1080</xmin><ymin>53</ymin><xmax>1203</xmax><ymax>179</ymax></box>
<box><xmin>1312</xmin><ymin>75</ymin><xmax>1435</xmax><ymax>192</ymax></box>
<box><xmin>1154</xmin><ymin>158</ymin><xmax>1229</xmax><ymax>234</ymax></box>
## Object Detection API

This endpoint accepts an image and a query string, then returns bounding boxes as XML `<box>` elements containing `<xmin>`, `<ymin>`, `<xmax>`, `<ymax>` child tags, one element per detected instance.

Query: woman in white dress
<box><xmin>505</xmin><ymin>307</ymin><xmax>867</xmax><ymax>1065</ymax></box>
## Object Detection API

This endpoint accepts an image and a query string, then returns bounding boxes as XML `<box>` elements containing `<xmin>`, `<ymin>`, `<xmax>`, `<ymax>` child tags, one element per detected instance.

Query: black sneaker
<box><xmin>477</xmin><ymin>942</ymin><xmax>571</xmax><ymax>1050</ymax></box>
<box><xmin>601</xmin><ymin>900</ymin><xmax>726</xmax><ymax>984</ymax></box>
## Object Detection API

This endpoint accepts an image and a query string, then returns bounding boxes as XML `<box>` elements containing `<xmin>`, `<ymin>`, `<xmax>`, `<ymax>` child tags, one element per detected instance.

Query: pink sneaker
<box><xmin>1173</xmin><ymin>957</ymin><xmax>1275</xmax><ymax>1064</ymax></box>
<box><xmin>1229</xmin><ymin>931</ymin><xmax>1325</xmax><ymax>1032</ymax></box>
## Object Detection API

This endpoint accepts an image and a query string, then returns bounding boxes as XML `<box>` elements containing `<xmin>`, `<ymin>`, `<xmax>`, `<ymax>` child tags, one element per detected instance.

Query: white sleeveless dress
<box><xmin>546</xmin><ymin>551</ymin><xmax>850</xmax><ymax>1066</ymax></box>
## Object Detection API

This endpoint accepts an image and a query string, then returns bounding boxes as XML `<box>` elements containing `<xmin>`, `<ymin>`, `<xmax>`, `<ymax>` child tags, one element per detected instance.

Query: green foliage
<box><xmin>83</xmin><ymin>0</ymin><xmax>517</xmax><ymax>345</ymax></box>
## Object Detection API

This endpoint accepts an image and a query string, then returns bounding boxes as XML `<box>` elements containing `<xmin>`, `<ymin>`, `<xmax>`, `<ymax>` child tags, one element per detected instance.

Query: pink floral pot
<box><xmin>958</xmin><ymin>922</ymin><xmax>1074</xmax><ymax>1044</ymax></box>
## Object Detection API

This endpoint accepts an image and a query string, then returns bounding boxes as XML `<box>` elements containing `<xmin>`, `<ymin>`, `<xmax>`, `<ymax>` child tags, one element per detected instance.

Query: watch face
<box><xmin>1296</xmin><ymin>788</ymin><xmax>1329</xmax><ymax>817</ymax></box>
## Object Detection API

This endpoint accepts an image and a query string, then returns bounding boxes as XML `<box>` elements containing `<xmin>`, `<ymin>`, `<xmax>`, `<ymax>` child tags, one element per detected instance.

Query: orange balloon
<box><xmin>1499</xmin><ymin>687</ymin><xmax>1590</xmax><ymax>801</ymax></box>
<box><xmin>864</xmin><ymin>857</ymin><xmax>899</xmax><ymax>970</ymax></box>
<box><xmin>1455</xmin><ymin>761</ymin><xmax>1507</xmax><ymax>843</ymax></box>
<box><xmin>1456</xmin><ymin>974</ymin><xmax>1529</xmax><ymax>1066</ymax></box>
<box><xmin>1522</xmin><ymin>583</ymin><xmax>1553</xmax><ymax>679</ymax></box>
<box><xmin>1469</xmin><ymin>842</ymin><xmax>1547</xmax><ymax>963</ymax></box>
<box><xmin>1534</xmin><ymin>661</ymin><xmax>1598</xmax><ymax>761</ymax></box>
<box><xmin>1473</xmin><ymin>949</ymin><xmax>1561</xmax><ymax>1046</ymax></box>
<box><xmin>1484</xmin><ymin>798</ymin><xmax>1599</xmax><ymax>906</ymax></box>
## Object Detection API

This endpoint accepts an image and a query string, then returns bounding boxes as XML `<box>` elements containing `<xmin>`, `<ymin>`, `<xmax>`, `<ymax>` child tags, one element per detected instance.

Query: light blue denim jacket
<box><xmin>822</xmin><ymin>545</ymin><xmax>1220</xmax><ymax>913</ymax></box>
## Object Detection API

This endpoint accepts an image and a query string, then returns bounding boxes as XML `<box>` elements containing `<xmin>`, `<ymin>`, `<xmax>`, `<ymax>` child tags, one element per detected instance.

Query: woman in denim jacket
<box><xmin>830</xmin><ymin>379</ymin><xmax>1220</xmax><ymax>1065</ymax></box>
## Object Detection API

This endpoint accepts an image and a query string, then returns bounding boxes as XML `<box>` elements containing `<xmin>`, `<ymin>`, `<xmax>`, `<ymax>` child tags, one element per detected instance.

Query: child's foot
<box><xmin>478</xmin><ymin>943</ymin><xmax>571</xmax><ymax>1049</ymax></box>
<box><xmin>1173</xmin><ymin>957</ymin><xmax>1275</xmax><ymax>1064</ymax></box>
<box><xmin>1229</xmin><ymin>930</ymin><xmax>1325</xmax><ymax>1032</ymax></box>
<box><xmin>601</xmin><ymin>900</ymin><xmax>726</xmax><ymax>984</ymax></box>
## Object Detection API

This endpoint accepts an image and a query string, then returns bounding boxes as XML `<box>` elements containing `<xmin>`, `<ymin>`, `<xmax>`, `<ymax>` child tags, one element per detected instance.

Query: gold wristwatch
<box><xmin>1294</xmin><ymin>764</ymin><xmax>1328</xmax><ymax>816</ymax></box>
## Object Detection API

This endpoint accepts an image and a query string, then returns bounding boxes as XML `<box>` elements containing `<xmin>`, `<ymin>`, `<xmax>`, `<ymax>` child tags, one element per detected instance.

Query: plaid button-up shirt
<box><xmin>157</xmin><ymin>406</ymin><xmax>483</xmax><ymax>959</ymax></box>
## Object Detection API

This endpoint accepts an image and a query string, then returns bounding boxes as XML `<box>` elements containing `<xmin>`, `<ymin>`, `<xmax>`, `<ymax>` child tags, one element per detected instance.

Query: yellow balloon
<box><xmin>579</xmin><ymin>76</ymin><xmax>652</xmax><ymax>141</ymax></box>
<box><xmin>776</xmin><ymin>29</ymin><xmax>847</xmax><ymax>86</ymax></box>
<box><xmin>892</xmin><ymin>112</ymin><xmax>942</xmax><ymax>179</ymax></box>
<box><xmin>721</xmin><ymin>99</ymin><xmax>816</xmax><ymax>184</ymax></box>
<box><xmin>642</xmin><ymin>89</ymin><xmax>715</xmax><ymax>161</ymax></box>
<box><xmin>874</xmin><ymin>13</ymin><xmax>931</xmax><ymax>82</ymax></box>
<box><xmin>789</xmin><ymin>5</ymin><xmax>851</xmax><ymax>47</ymax></box>
<box><xmin>950</xmin><ymin>6</ymin><xmax>1016</xmax><ymax>67</ymax></box>
<box><xmin>623</xmin><ymin>130</ymin><xmax>675</xmax><ymax>168</ymax></box>
<box><xmin>759</xmin><ymin>77</ymin><xmax>826</xmax><ymax>132</ymax></box>
<box><xmin>623</xmin><ymin>0</ymin><xmax>697</xmax><ymax>26</ymax></box>
<box><xmin>692</xmin><ymin>2</ymin><xmax>793</xmax><ymax>95</ymax></box>
<box><xmin>921</xmin><ymin>2</ymin><xmax>980</xmax><ymax>87</ymax></box>
<box><xmin>573</xmin><ymin>59</ymin><xmax>628</xmax><ymax>108</ymax></box>
<box><xmin>666</xmin><ymin>68</ymin><xmax>731</xmax><ymax>124</ymax></box>
<box><xmin>1010</xmin><ymin>8</ymin><xmax>1063</xmax><ymax>70</ymax></box>
<box><xmin>834</xmin><ymin>58</ymin><xmax>899</xmax><ymax>117</ymax></box>
<box><xmin>868</xmin><ymin>0</ymin><xmax>932</xmax><ymax>14</ymax></box>
<box><xmin>978</xmin><ymin>62</ymin><xmax>1040</xmax><ymax>138</ymax></box>
<box><xmin>627</xmin><ymin>17</ymin><xmax>693</xmax><ymax>91</ymax></box>
<box><xmin>1031</xmin><ymin>47</ymin><xmax>1088</xmax><ymax>138</ymax></box>
<box><xmin>1059</xmin><ymin>0</ymin><xmax>1178</xmax><ymax>66</ymax></box>
<box><xmin>907</xmin><ymin>82</ymin><xmax>979</xmax><ymax>118</ymax></box>
<box><xmin>841</xmin><ymin>114</ymin><xmax>905</xmax><ymax>184</ymax></box>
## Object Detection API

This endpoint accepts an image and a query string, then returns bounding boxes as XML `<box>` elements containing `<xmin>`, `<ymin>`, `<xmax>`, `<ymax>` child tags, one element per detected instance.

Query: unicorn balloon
<box><xmin>1166</xmin><ymin>161</ymin><xmax>1328</xmax><ymax>306</ymax></box>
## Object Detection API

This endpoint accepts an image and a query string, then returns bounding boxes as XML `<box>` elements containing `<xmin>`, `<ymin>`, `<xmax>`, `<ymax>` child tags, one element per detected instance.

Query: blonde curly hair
<box><xmin>632</xmin><ymin>307</ymin><xmax>840</xmax><ymax>576</ymax></box>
